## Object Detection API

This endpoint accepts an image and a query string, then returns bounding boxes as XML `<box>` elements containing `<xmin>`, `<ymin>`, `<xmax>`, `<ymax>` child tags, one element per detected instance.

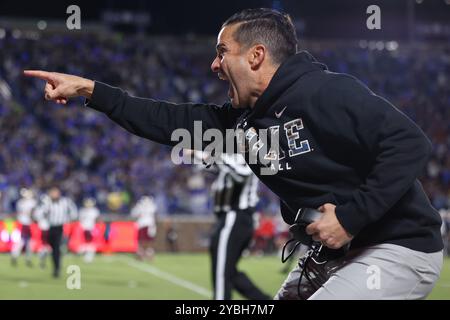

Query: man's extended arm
<box><xmin>23</xmin><ymin>70</ymin><xmax>242</xmax><ymax>147</ymax></box>
<box><xmin>86</xmin><ymin>81</ymin><xmax>239</xmax><ymax>146</ymax></box>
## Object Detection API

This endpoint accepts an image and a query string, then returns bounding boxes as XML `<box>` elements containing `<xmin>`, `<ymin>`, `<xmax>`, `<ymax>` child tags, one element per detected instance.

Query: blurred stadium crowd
<box><xmin>0</xmin><ymin>31</ymin><xmax>449</xmax><ymax>226</ymax></box>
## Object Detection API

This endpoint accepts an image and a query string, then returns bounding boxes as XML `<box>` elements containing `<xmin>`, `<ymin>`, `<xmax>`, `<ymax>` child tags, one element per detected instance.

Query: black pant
<box><xmin>48</xmin><ymin>226</ymin><xmax>63</xmax><ymax>275</ymax></box>
<box><xmin>209</xmin><ymin>210</ymin><xmax>270</xmax><ymax>300</ymax></box>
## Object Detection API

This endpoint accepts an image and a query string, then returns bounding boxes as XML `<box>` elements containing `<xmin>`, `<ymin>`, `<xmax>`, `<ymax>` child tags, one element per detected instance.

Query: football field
<box><xmin>0</xmin><ymin>253</ymin><xmax>449</xmax><ymax>300</ymax></box>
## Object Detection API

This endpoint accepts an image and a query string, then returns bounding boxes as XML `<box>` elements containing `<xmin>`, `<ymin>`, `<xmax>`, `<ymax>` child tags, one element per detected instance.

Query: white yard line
<box><xmin>120</xmin><ymin>256</ymin><xmax>211</xmax><ymax>298</ymax></box>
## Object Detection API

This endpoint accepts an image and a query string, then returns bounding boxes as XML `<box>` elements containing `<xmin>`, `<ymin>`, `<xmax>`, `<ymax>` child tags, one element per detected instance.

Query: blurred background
<box><xmin>0</xmin><ymin>0</ymin><xmax>449</xmax><ymax>299</ymax></box>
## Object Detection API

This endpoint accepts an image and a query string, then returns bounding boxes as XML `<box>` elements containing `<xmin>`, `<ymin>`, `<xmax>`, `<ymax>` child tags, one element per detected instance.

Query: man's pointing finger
<box><xmin>23</xmin><ymin>70</ymin><xmax>55</xmax><ymax>82</ymax></box>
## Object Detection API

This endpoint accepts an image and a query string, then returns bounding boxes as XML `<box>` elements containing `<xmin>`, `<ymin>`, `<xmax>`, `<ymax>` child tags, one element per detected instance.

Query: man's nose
<box><xmin>211</xmin><ymin>57</ymin><xmax>220</xmax><ymax>73</ymax></box>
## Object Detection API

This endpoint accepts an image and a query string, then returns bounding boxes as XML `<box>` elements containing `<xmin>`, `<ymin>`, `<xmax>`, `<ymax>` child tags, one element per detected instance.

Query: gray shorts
<box><xmin>274</xmin><ymin>243</ymin><xmax>443</xmax><ymax>300</ymax></box>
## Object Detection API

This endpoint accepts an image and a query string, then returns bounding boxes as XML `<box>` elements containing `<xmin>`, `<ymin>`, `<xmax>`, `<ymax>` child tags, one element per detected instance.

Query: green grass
<box><xmin>0</xmin><ymin>253</ymin><xmax>448</xmax><ymax>300</ymax></box>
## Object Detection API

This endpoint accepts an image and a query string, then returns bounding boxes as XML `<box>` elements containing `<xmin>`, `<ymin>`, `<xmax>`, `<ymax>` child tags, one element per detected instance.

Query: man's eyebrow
<box><xmin>216</xmin><ymin>43</ymin><xmax>227</xmax><ymax>51</ymax></box>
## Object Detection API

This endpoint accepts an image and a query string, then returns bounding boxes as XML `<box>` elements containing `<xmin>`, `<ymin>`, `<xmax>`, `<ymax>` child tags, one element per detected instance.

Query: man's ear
<box><xmin>248</xmin><ymin>44</ymin><xmax>266</xmax><ymax>70</ymax></box>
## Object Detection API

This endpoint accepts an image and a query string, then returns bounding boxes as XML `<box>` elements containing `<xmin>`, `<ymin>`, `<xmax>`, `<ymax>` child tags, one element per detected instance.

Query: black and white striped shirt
<box><xmin>210</xmin><ymin>153</ymin><xmax>259</xmax><ymax>215</ymax></box>
<box><xmin>35</xmin><ymin>195</ymin><xmax>78</xmax><ymax>227</ymax></box>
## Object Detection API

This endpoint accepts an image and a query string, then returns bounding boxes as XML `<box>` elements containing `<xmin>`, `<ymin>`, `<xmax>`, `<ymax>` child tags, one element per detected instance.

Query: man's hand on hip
<box><xmin>23</xmin><ymin>70</ymin><xmax>94</xmax><ymax>104</ymax></box>
<box><xmin>305</xmin><ymin>203</ymin><xmax>353</xmax><ymax>249</ymax></box>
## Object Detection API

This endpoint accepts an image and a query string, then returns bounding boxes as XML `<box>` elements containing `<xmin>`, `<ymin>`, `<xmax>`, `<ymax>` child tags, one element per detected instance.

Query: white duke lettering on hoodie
<box><xmin>239</xmin><ymin>117</ymin><xmax>312</xmax><ymax>174</ymax></box>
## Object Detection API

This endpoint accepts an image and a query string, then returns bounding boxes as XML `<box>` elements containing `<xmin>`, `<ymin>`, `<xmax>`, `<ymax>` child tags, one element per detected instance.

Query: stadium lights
<box><xmin>376</xmin><ymin>41</ymin><xmax>385</xmax><ymax>51</ymax></box>
<box><xmin>359</xmin><ymin>40</ymin><xmax>399</xmax><ymax>51</ymax></box>
<box><xmin>37</xmin><ymin>20</ymin><xmax>47</xmax><ymax>31</ymax></box>
<box><xmin>368</xmin><ymin>41</ymin><xmax>377</xmax><ymax>50</ymax></box>
<box><xmin>386</xmin><ymin>41</ymin><xmax>399</xmax><ymax>51</ymax></box>
<box><xmin>12</xmin><ymin>29</ymin><xmax>21</xmax><ymax>39</ymax></box>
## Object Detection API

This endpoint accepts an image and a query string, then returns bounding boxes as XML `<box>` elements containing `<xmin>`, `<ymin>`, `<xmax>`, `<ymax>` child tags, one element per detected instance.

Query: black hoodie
<box><xmin>86</xmin><ymin>51</ymin><xmax>443</xmax><ymax>253</ymax></box>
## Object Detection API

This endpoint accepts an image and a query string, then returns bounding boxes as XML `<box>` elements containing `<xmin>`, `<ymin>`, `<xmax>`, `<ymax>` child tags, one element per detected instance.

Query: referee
<box><xmin>35</xmin><ymin>186</ymin><xmax>77</xmax><ymax>278</ymax></box>
<box><xmin>206</xmin><ymin>153</ymin><xmax>270</xmax><ymax>300</ymax></box>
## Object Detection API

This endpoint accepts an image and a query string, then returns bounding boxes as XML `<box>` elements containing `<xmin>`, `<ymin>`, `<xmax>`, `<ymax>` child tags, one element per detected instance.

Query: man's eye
<box><xmin>218</xmin><ymin>50</ymin><xmax>226</xmax><ymax>59</ymax></box>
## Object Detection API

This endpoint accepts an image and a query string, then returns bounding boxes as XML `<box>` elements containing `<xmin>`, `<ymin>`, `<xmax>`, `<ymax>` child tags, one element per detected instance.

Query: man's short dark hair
<box><xmin>222</xmin><ymin>8</ymin><xmax>298</xmax><ymax>65</ymax></box>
